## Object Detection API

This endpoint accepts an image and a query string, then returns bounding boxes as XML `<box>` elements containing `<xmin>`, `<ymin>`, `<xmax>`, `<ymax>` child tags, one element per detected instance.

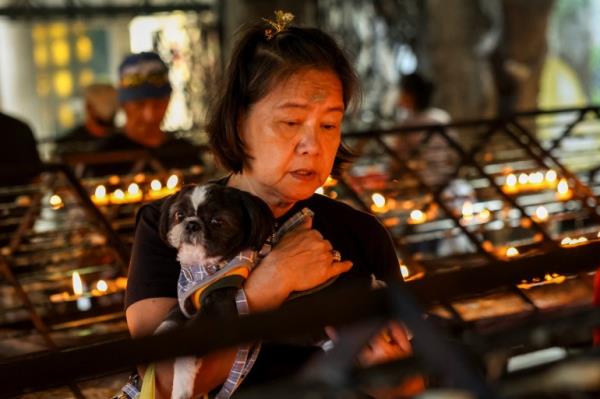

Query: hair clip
<box><xmin>262</xmin><ymin>10</ymin><xmax>294</xmax><ymax>40</ymax></box>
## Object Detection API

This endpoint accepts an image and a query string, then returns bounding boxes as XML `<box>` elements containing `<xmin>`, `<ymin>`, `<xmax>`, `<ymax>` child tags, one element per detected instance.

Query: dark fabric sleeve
<box><xmin>125</xmin><ymin>203</ymin><xmax>181</xmax><ymax>309</ymax></box>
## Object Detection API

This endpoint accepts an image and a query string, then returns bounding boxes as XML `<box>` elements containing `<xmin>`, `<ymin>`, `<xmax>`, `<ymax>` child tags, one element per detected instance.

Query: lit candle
<box><xmin>504</xmin><ymin>173</ymin><xmax>518</xmax><ymax>193</ymax></box>
<box><xmin>529</xmin><ymin>171</ymin><xmax>544</xmax><ymax>188</ymax></box>
<box><xmin>518</xmin><ymin>173</ymin><xmax>529</xmax><ymax>185</ymax></box>
<box><xmin>461</xmin><ymin>201</ymin><xmax>474</xmax><ymax>221</ymax></box>
<box><xmin>556</xmin><ymin>178</ymin><xmax>571</xmax><ymax>200</ymax></box>
<box><xmin>96</xmin><ymin>280</ymin><xmax>108</xmax><ymax>293</ymax></box>
<box><xmin>147</xmin><ymin>179</ymin><xmax>165</xmax><ymax>199</ymax></box>
<box><xmin>166</xmin><ymin>174</ymin><xmax>179</xmax><ymax>191</ymax></box>
<box><xmin>545</xmin><ymin>170</ymin><xmax>557</xmax><ymax>186</ymax></box>
<box><xmin>323</xmin><ymin>176</ymin><xmax>338</xmax><ymax>187</ymax></box>
<box><xmin>477</xmin><ymin>208</ymin><xmax>491</xmax><ymax>223</ymax></box>
<box><xmin>49</xmin><ymin>194</ymin><xmax>63</xmax><ymax>210</ymax></box>
<box><xmin>110</xmin><ymin>188</ymin><xmax>126</xmax><ymax>204</ymax></box>
<box><xmin>72</xmin><ymin>272</ymin><xmax>91</xmax><ymax>311</ymax></box>
<box><xmin>127</xmin><ymin>183</ymin><xmax>143</xmax><ymax>202</ymax></box>
<box><xmin>506</xmin><ymin>247</ymin><xmax>519</xmax><ymax>258</ymax></box>
<box><xmin>370</xmin><ymin>193</ymin><xmax>389</xmax><ymax>213</ymax></box>
<box><xmin>92</xmin><ymin>185</ymin><xmax>108</xmax><ymax>206</ymax></box>
<box><xmin>409</xmin><ymin>209</ymin><xmax>426</xmax><ymax>224</ymax></box>
<box><xmin>534</xmin><ymin>206</ymin><xmax>549</xmax><ymax>222</ymax></box>
<box><xmin>400</xmin><ymin>263</ymin><xmax>410</xmax><ymax>280</ymax></box>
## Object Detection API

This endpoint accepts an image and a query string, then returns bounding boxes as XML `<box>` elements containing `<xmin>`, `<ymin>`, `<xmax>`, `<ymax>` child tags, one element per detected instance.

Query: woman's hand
<box><xmin>357</xmin><ymin>322</ymin><xmax>412</xmax><ymax>367</ymax></box>
<box><xmin>243</xmin><ymin>216</ymin><xmax>353</xmax><ymax>311</ymax></box>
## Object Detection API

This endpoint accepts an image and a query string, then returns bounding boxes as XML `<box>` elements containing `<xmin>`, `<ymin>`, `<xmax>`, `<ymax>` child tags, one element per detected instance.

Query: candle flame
<box><xmin>96</xmin><ymin>280</ymin><xmax>108</xmax><ymax>292</ymax></box>
<box><xmin>72</xmin><ymin>272</ymin><xmax>83</xmax><ymax>296</ymax></box>
<box><xmin>462</xmin><ymin>201</ymin><xmax>474</xmax><ymax>219</ymax></box>
<box><xmin>518</xmin><ymin>173</ymin><xmax>529</xmax><ymax>185</ymax></box>
<box><xmin>49</xmin><ymin>194</ymin><xmax>63</xmax><ymax>209</ymax></box>
<box><xmin>530</xmin><ymin>172</ymin><xmax>544</xmax><ymax>184</ymax></box>
<box><xmin>400</xmin><ymin>264</ymin><xmax>410</xmax><ymax>279</ymax></box>
<box><xmin>372</xmin><ymin>193</ymin><xmax>386</xmax><ymax>208</ymax></box>
<box><xmin>535</xmin><ymin>206</ymin><xmax>548</xmax><ymax>221</ymax></box>
<box><xmin>545</xmin><ymin>170</ymin><xmax>557</xmax><ymax>184</ymax></box>
<box><xmin>561</xmin><ymin>237</ymin><xmax>572</xmax><ymax>246</ymax></box>
<box><xmin>557</xmin><ymin>178</ymin><xmax>569</xmax><ymax>195</ymax></box>
<box><xmin>95</xmin><ymin>185</ymin><xmax>106</xmax><ymax>198</ymax></box>
<box><xmin>506</xmin><ymin>247</ymin><xmax>519</xmax><ymax>257</ymax></box>
<box><xmin>409</xmin><ymin>209</ymin><xmax>426</xmax><ymax>223</ymax></box>
<box><xmin>166</xmin><ymin>175</ymin><xmax>179</xmax><ymax>189</ymax></box>
<box><xmin>505</xmin><ymin>174</ymin><xmax>517</xmax><ymax>187</ymax></box>
<box><xmin>128</xmin><ymin>183</ymin><xmax>140</xmax><ymax>195</ymax></box>
<box><xmin>151</xmin><ymin>179</ymin><xmax>162</xmax><ymax>191</ymax></box>
<box><xmin>114</xmin><ymin>189</ymin><xmax>125</xmax><ymax>200</ymax></box>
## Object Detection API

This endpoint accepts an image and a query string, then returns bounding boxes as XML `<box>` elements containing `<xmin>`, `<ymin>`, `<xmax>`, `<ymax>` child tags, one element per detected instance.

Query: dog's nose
<box><xmin>186</xmin><ymin>221</ymin><xmax>201</xmax><ymax>233</ymax></box>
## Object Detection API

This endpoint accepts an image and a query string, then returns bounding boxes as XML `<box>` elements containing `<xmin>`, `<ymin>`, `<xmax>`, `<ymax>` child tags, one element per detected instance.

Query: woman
<box><xmin>124</xmin><ymin>16</ymin><xmax>413</xmax><ymax>398</ymax></box>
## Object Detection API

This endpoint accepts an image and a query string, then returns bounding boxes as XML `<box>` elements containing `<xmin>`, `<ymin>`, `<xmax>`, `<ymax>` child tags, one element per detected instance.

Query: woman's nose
<box><xmin>296</xmin><ymin>124</ymin><xmax>320</xmax><ymax>155</ymax></box>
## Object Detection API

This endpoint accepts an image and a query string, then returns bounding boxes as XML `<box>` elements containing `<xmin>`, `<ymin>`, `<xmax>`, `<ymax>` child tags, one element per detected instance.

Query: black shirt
<box><xmin>126</xmin><ymin>187</ymin><xmax>401</xmax><ymax>388</ymax></box>
<box><xmin>55</xmin><ymin>124</ymin><xmax>112</xmax><ymax>155</ymax></box>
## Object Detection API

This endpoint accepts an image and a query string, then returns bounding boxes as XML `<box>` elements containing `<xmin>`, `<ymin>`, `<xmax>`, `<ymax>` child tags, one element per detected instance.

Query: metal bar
<box><xmin>545</xmin><ymin>108</ymin><xmax>587</xmax><ymax>153</ymax></box>
<box><xmin>0</xmin><ymin>255</ymin><xmax>87</xmax><ymax>399</ymax></box>
<box><xmin>7</xmin><ymin>190</ymin><xmax>43</xmax><ymax>254</ymax></box>
<box><xmin>0</xmin><ymin>3</ymin><xmax>212</xmax><ymax>18</ymax></box>
<box><xmin>510</xmin><ymin>118</ymin><xmax>600</xmax><ymax>201</ymax></box>
<box><xmin>374</xmin><ymin>134</ymin><xmax>495</xmax><ymax>261</ymax></box>
<box><xmin>435</xmin><ymin>128</ymin><xmax>558</xmax><ymax>249</ymax></box>
<box><xmin>47</xmin><ymin>163</ymin><xmax>130</xmax><ymax>274</ymax></box>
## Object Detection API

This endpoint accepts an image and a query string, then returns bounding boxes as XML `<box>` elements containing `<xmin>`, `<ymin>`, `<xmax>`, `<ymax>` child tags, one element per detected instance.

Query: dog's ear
<box><xmin>158</xmin><ymin>193</ymin><xmax>179</xmax><ymax>246</ymax></box>
<box><xmin>239</xmin><ymin>191</ymin><xmax>275</xmax><ymax>250</ymax></box>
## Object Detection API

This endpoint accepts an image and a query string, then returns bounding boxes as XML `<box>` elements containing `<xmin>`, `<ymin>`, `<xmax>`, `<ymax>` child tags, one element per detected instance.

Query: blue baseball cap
<box><xmin>117</xmin><ymin>52</ymin><xmax>172</xmax><ymax>103</ymax></box>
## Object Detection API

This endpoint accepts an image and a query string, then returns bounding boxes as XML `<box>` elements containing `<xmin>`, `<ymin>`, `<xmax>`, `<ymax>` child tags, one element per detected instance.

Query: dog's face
<box><xmin>159</xmin><ymin>184</ymin><xmax>274</xmax><ymax>266</ymax></box>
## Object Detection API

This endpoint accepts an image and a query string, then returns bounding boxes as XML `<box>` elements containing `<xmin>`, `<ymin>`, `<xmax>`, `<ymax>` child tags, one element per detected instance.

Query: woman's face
<box><xmin>239</xmin><ymin>69</ymin><xmax>344</xmax><ymax>204</ymax></box>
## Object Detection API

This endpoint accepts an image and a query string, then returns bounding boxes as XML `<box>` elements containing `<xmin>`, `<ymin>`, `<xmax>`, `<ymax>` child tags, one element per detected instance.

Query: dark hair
<box><xmin>400</xmin><ymin>73</ymin><xmax>434</xmax><ymax>111</ymax></box>
<box><xmin>207</xmin><ymin>22</ymin><xmax>359</xmax><ymax>178</ymax></box>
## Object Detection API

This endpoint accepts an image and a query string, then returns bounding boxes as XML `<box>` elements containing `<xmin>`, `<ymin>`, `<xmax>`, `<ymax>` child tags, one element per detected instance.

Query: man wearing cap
<box><xmin>55</xmin><ymin>83</ymin><xmax>118</xmax><ymax>155</ymax></box>
<box><xmin>98</xmin><ymin>51</ymin><xmax>203</xmax><ymax>173</ymax></box>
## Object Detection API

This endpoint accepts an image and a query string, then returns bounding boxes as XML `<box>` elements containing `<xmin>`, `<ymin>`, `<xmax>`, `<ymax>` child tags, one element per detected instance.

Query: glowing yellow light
<box><xmin>72</xmin><ymin>272</ymin><xmax>84</xmax><ymax>296</ymax></box>
<box><xmin>96</xmin><ymin>280</ymin><xmax>108</xmax><ymax>292</ymax></box>
<box><xmin>477</xmin><ymin>208</ymin><xmax>491</xmax><ymax>222</ymax></box>
<box><xmin>545</xmin><ymin>170</ymin><xmax>557</xmax><ymax>184</ymax></box>
<box><xmin>49</xmin><ymin>194</ymin><xmax>63</xmax><ymax>209</ymax></box>
<box><xmin>53</xmin><ymin>70</ymin><xmax>73</xmax><ymax>97</ymax></box>
<box><xmin>151</xmin><ymin>179</ymin><xmax>162</xmax><ymax>191</ymax></box>
<box><xmin>78</xmin><ymin>68</ymin><xmax>94</xmax><ymax>88</ymax></box>
<box><xmin>371</xmin><ymin>193</ymin><xmax>386</xmax><ymax>208</ymax></box>
<box><xmin>530</xmin><ymin>172</ymin><xmax>544</xmax><ymax>185</ymax></box>
<box><xmin>506</xmin><ymin>174</ymin><xmax>517</xmax><ymax>187</ymax></box>
<box><xmin>557</xmin><ymin>178</ymin><xmax>569</xmax><ymax>195</ymax></box>
<box><xmin>461</xmin><ymin>201</ymin><xmax>474</xmax><ymax>219</ymax></box>
<box><xmin>518</xmin><ymin>173</ymin><xmax>529</xmax><ymax>185</ymax></box>
<box><xmin>128</xmin><ymin>183</ymin><xmax>140</xmax><ymax>196</ymax></box>
<box><xmin>76</xmin><ymin>35</ymin><xmax>93</xmax><ymax>62</ymax></box>
<box><xmin>409</xmin><ymin>209</ymin><xmax>426</xmax><ymax>224</ymax></box>
<box><xmin>108</xmin><ymin>175</ymin><xmax>120</xmax><ymax>185</ymax></box>
<box><xmin>134</xmin><ymin>173</ymin><xmax>146</xmax><ymax>183</ymax></box>
<box><xmin>535</xmin><ymin>206</ymin><xmax>549</xmax><ymax>221</ymax></box>
<box><xmin>113</xmin><ymin>189</ymin><xmax>125</xmax><ymax>200</ymax></box>
<box><xmin>51</xmin><ymin>39</ymin><xmax>70</xmax><ymax>66</ymax></box>
<box><xmin>506</xmin><ymin>247</ymin><xmax>519</xmax><ymax>257</ymax></box>
<box><xmin>166</xmin><ymin>175</ymin><xmax>179</xmax><ymax>190</ymax></box>
<box><xmin>34</xmin><ymin>44</ymin><xmax>49</xmax><ymax>67</ymax></box>
<box><xmin>561</xmin><ymin>237</ymin><xmax>572</xmax><ymax>246</ymax></box>
<box><xmin>400</xmin><ymin>264</ymin><xmax>410</xmax><ymax>279</ymax></box>
<box><xmin>597</xmin><ymin>231</ymin><xmax>600</xmax><ymax>238</ymax></box>
<box><xmin>315</xmin><ymin>187</ymin><xmax>325</xmax><ymax>195</ymax></box>
<box><xmin>57</xmin><ymin>103</ymin><xmax>75</xmax><ymax>128</ymax></box>
<box><xmin>95</xmin><ymin>185</ymin><xmax>106</xmax><ymax>198</ymax></box>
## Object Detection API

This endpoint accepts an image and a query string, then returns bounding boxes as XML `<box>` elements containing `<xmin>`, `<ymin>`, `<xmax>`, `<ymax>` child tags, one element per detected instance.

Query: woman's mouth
<box><xmin>290</xmin><ymin>169</ymin><xmax>317</xmax><ymax>181</ymax></box>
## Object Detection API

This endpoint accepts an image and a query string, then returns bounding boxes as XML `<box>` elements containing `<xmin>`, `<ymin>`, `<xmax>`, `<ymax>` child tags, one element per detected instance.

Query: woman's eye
<box><xmin>210</xmin><ymin>218</ymin><xmax>223</xmax><ymax>227</ymax></box>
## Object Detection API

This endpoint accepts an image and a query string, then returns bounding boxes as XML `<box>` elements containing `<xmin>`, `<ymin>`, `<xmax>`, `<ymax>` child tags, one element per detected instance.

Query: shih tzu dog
<box><xmin>155</xmin><ymin>183</ymin><xmax>275</xmax><ymax>399</ymax></box>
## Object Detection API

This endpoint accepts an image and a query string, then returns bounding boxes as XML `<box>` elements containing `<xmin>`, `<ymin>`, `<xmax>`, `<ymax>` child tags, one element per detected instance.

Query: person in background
<box><xmin>0</xmin><ymin>112</ymin><xmax>42</xmax><ymax>185</ymax></box>
<box><xmin>55</xmin><ymin>83</ymin><xmax>118</xmax><ymax>155</ymax></box>
<box><xmin>97</xmin><ymin>51</ymin><xmax>203</xmax><ymax>173</ymax></box>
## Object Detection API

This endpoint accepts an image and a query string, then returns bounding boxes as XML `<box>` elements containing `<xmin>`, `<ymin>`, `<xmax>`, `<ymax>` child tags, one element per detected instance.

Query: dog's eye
<box><xmin>210</xmin><ymin>218</ymin><xmax>223</xmax><ymax>227</ymax></box>
<box><xmin>175</xmin><ymin>211</ymin><xmax>185</xmax><ymax>221</ymax></box>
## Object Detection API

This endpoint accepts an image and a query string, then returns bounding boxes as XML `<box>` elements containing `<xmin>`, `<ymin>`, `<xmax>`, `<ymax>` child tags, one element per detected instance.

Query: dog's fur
<box><xmin>155</xmin><ymin>183</ymin><xmax>274</xmax><ymax>399</ymax></box>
